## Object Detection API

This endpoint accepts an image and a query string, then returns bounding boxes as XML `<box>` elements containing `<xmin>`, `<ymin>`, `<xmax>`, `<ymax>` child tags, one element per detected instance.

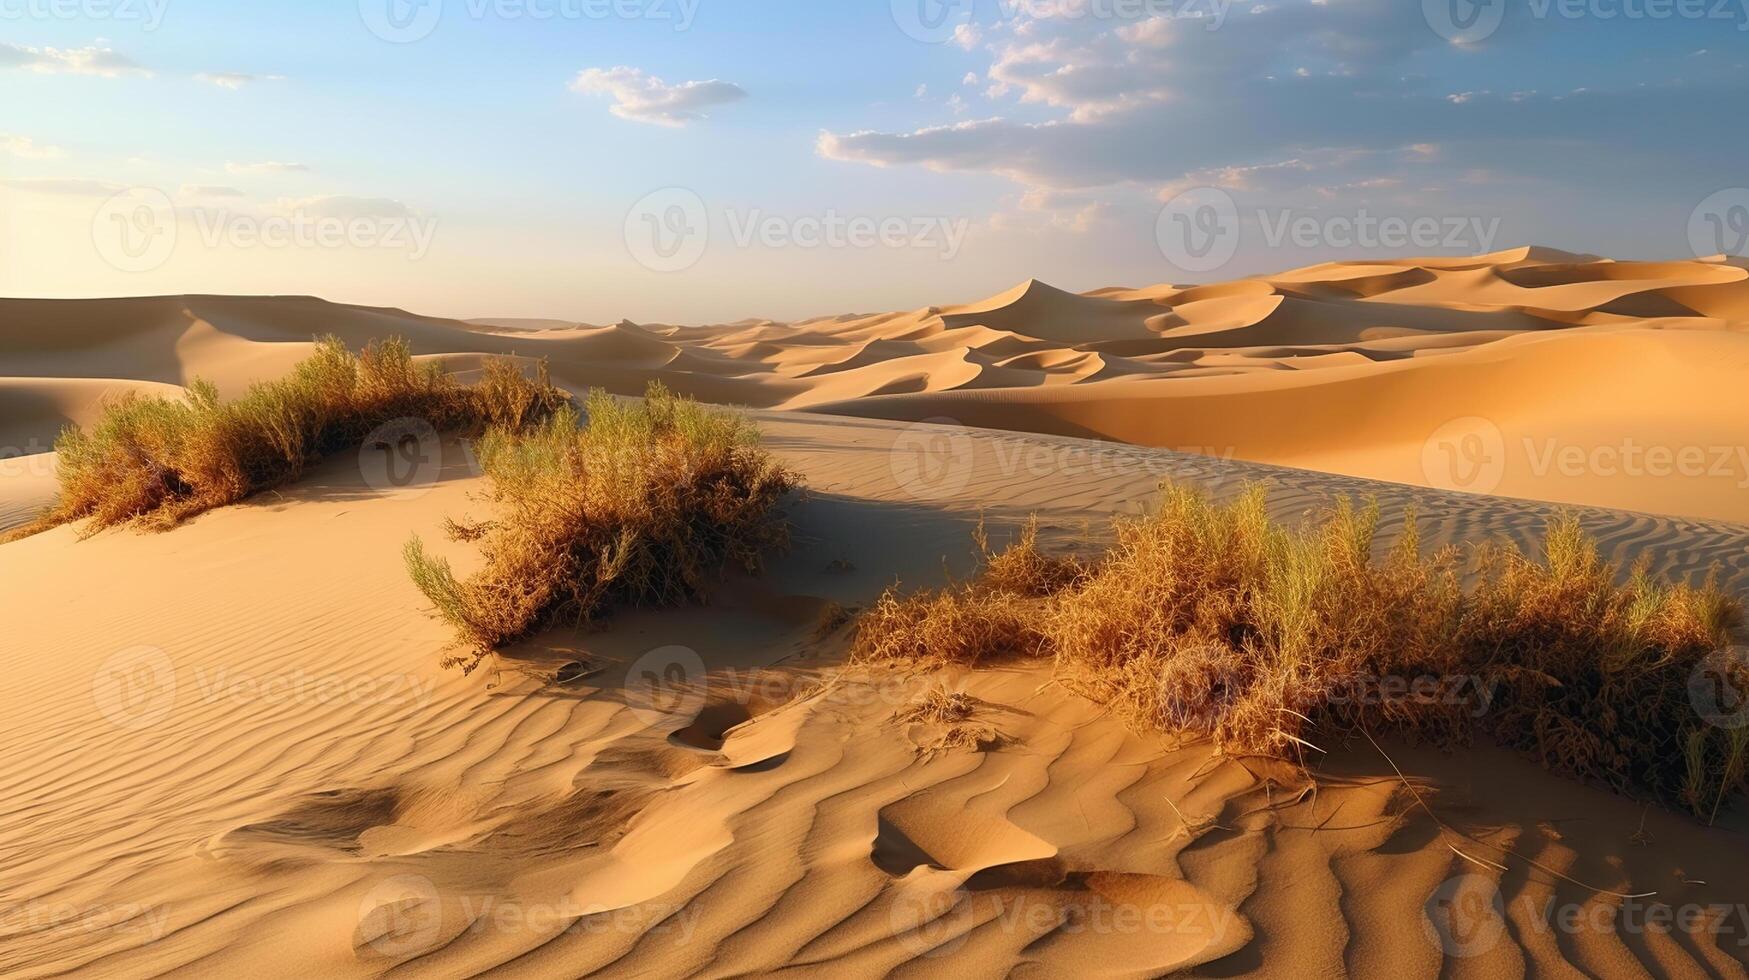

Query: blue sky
<box><xmin>2</xmin><ymin>0</ymin><xmax>1746</xmax><ymax>322</ymax></box>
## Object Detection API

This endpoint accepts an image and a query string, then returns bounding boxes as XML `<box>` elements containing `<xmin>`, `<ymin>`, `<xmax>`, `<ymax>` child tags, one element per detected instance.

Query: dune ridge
<box><xmin>5</xmin><ymin>249</ymin><xmax>1748</xmax><ymax>524</ymax></box>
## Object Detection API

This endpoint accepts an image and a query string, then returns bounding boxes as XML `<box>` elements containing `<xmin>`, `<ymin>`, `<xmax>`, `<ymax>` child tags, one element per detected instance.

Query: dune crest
<box><xmin>4</xmin><ymin>249</ymin><xmax>1748</xmax><ymax>526</ymax></box>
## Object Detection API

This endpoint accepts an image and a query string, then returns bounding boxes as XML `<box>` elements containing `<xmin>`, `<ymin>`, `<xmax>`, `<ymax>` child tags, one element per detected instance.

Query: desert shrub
<box><xmin>15</xmin><ymin>337</ymin><xmax>568</xmax><ymax>537</ymax></box>
<box><xmin>1459</xmin><ymin>518</ymin><xmax>1743</xmax><ymax>816</ymax></box>
<box><xmin>853</xmin><ymin>484</ymin><xmax>1744</xmax><ymax>817</ymax></box>
<box><xmin>405</xmin><ymin>383</ymin><xmax>798</xmax><ymax>671</ymax></box>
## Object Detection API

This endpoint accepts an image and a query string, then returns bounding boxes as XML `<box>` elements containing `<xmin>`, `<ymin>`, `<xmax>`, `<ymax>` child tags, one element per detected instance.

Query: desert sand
<box><xmin>4</xmin><ymin>250</ymin><xmax>1749</xmax><ymax>977</ymax></box>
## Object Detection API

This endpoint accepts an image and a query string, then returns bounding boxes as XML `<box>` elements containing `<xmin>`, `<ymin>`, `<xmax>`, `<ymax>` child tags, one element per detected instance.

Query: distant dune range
<box><xmin>5</xmin><ymin>247</ymin><xmax>1749</xmax><ymax>524</ymax></box>
<box><xmin>4</xmin><ymin>246</ymin><xmax>1749</xmax><ymax>523</ymax></box>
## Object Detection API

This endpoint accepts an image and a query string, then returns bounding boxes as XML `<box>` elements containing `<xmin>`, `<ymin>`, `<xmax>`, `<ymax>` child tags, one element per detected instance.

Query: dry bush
<box><xmin>405</xmin><ymin>383</ymin><xmax>799</xmax><ymax>671</ymax></box>
<box><xmin>13</xmin><ymin>337</ymin><xmax>567</xmax><ymax>538</ymax></box>
<box><xmin>853</xmin><ymin>584</ymin><xmax>1043</xmax><ymax>669</ymax></box>
<box><xmin>853</xmin><ymin>483</ymin><xmax>1744</xmax><ymax>818</ymax></box>
<box><xmin>1460</xmin><ymin>518</ymin><xmax>1743</xmax><ymax>817</ymax></box>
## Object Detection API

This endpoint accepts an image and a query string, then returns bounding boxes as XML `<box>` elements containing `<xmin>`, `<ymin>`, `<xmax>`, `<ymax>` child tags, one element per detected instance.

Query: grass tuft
<box><xmin>854</xmin><ymin>483</ymin><xmax>1745</xmax><ymax>818</ymax></box>
<box><xmin>405</xmin><ymin>383</ymin><xmax>799</xmax><ymax>672</ymax></box>
<box><xmin>11</xmin><ymin>337</ymin><xmax>568</xmax><ymax>538</ymax></box>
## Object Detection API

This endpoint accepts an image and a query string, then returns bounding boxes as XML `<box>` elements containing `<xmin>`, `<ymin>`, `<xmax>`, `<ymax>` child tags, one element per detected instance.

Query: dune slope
<box><xmin>3</xmin><ymin>414</ymin><xmax>1749</xmax><ymax>977</ymax></box>
<box><xmin>4</xmin><ymin>249</ymin><xmax>1748</xmax><ymax>524</ymax></box>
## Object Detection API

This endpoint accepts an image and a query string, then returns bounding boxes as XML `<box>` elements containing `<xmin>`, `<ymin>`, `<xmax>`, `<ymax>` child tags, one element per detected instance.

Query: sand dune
<box><xmin>6</xmin><ymin>251</ymin><xmax>1749</xmax><ymax>976</ymax></box>
<box><xmin>4</xmin><ymin>414</ymin><xmax>1748</xmax><ymax>977</ymax></box>
<box><xmin>4</xmin><ymin>250</ymin><xmax>1747</xmax><ymax>524</ymax></box>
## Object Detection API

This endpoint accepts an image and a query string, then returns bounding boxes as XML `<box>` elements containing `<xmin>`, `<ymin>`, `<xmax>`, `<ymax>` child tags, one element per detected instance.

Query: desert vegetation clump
<box><xmin>13</xmin><ymin>337</ymin><xmax>568</xmax><ymax>538</ymax></box>
<box><xmin>405</xmin><ymin>383</ymin><xmax>799</xmax><ymax>672</ymax></box>
<box><xmin>853</xmin><ymin>484</ymin><xmax>1745</xmax><ymax>818</ymax></box>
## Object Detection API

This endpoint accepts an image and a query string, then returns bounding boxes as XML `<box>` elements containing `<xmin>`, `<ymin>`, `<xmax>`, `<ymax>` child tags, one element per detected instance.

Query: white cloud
<box><xmin>196</xmin><ymin>72</ymin><xmax>284</xmax><ymax>90</ymax></box>
<box><xmin>0</xmin><ymin>178</ymin><xmax>124</xmax><ymax>197</ymax></box>
<box><xmin>226</xmin><ymin>161</ymin><xmax>311</xmax><ymax>175</ymax></box>
<box><xmin>179</xmin><ymin>184</ymin><xmax>246</xmax><ymax>199</ymax></box>
<box><xmin>818</xmin><ymin>0</ymin><xmax>1748</xmax><ymax>230</ymax></box>
<box><xmin>0</xmin><ymin>134</ymin><xmax>65</xmax><ymax>160</ymax></box>
<box><xmin>952</xmin><ymin>23</ymin><xmax>983</xmax><ymax>50</ymax></box>
<box><xmin>274</xmin><ymin>195</ymin><xmax>415</xmax><ymax>220</ymax></box>
<box><xmin>0</xmin><ymin>43</ymin><xmax>150</xmax><ymax>78</ymax></box>
<box><xmin>569</xmin><ymin>67</ymin><xmax>747</xmax><ymax>127</ymax></box>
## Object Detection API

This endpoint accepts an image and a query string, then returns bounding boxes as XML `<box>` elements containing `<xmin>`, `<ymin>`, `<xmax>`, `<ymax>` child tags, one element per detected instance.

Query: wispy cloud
<box><xmin>225</xmin><ymin>161</ymin><xmax>311</xmax><ymax>175</ymax></box>
<box><xmin>569</xmin><ymin>67</ymin><xmax>747</xmax><ymax>127</ymax></box>
<box><xmin>0</xmin><ymin>134</ymin><xmax>65</xmax><ymax>160</ymax></box>
<box><xmin>179</xmin><ymin>184</ymin><xmax>247</xmax><ymax>199</ymax></box>
<box><xmin>196</xmin><ymin>71</ymin><xmax>284</xmax><ymax>90</ymax></box>
<box><xmin>1</xmin><ymin>178</ymin><xmax>125</xmax><ymax>197</ymax></box>
<box><xmin>0</xmin><ymin>43</ymin><xmax>150</xmax><ymax>78</ymax></box>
